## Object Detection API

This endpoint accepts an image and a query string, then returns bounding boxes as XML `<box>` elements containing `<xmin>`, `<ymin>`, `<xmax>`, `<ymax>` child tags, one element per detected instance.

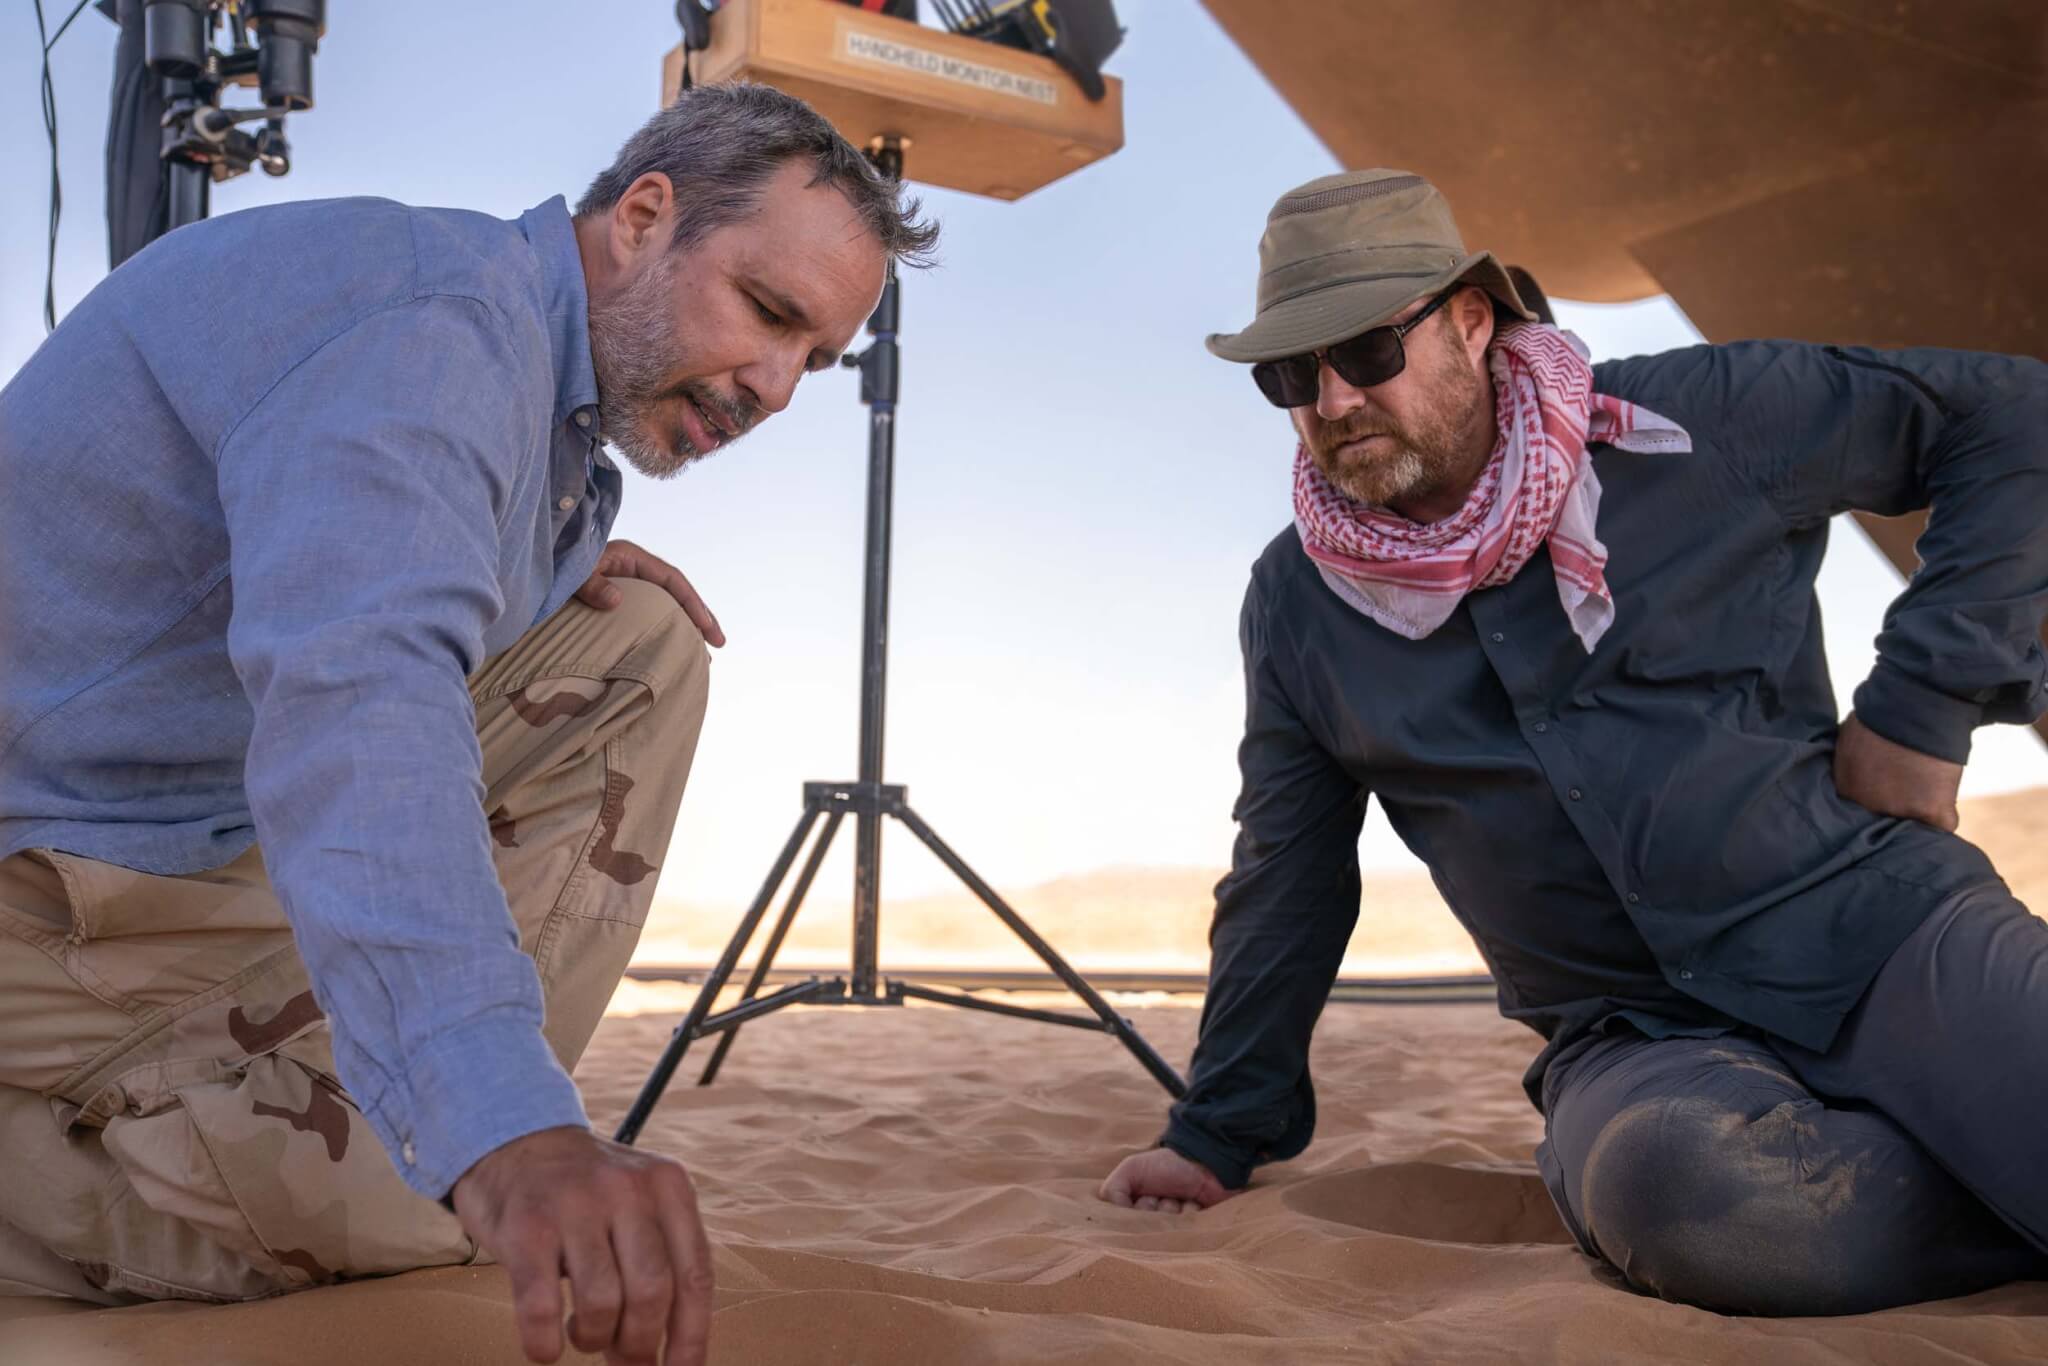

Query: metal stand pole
<box><xmin>615</xmin><ymin>143</ymin><xmax>1184</xmax><ymax>1147</ymax></box>
<box><xmin>849</xmin><ymin>151</ymin><xmax>901</xmax><ymax>1001</ymax></box>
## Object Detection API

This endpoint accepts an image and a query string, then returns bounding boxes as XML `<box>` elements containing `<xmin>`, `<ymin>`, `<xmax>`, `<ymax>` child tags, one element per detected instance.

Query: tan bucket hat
<box><xmin>1207</xmin><ymin>169</ymin><xmax>1536</xmax><ymax>364</ymax></box>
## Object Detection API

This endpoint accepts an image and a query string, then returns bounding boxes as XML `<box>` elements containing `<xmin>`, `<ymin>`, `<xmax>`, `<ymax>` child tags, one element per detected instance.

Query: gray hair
<box><xmin>576</xmin><ymin>82</ymin><xmax>940</xmax><ymax>268</ymax></box>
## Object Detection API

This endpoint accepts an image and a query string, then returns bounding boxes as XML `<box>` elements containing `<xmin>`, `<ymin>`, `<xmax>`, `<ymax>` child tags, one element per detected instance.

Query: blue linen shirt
<box><xmin>0</xmin><ymin>195</ymin><xmax>623</xmax><ymax>1197</ymax></box>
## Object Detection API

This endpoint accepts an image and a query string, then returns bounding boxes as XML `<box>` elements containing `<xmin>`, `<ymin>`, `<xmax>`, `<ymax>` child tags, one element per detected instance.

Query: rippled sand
<box><xmin>7</xmin><ymin>995</ymin><xmax>2044</xmax><ymax>1363</ymax></box>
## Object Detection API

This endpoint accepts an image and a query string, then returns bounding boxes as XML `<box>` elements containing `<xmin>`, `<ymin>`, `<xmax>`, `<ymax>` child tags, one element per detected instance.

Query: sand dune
<box><xmin>637</xmin><ymin>782</ymin><xmax>2048</xmax><ymax>978</ymax></box>
<box><xmin>7</xmin><ymin>1001</ymin><xmax>2042</xmax><ymax>1363</ymax></box>
<box><xmin>635</xmin><ymin>861</ymin><xmax>1488</xmax><ymax>977</ymax></box>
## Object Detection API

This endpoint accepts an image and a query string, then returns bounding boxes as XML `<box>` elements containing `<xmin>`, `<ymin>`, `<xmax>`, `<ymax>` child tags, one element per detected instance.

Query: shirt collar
<box><xmin>518</xmin><ymin>196</ymin><xmax>601</xmax><ymax>431</ymax></box>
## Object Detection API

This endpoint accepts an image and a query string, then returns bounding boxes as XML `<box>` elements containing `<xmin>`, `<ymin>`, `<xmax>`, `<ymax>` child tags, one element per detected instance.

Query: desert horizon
<box><xmin>633</xmin><ymin>781</ymin><xmax>2048</xmax><ymax>980</ymax></box>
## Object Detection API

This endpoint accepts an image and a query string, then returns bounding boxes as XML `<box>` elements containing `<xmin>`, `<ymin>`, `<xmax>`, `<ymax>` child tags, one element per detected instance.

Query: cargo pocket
<box><xmin>91</xmin><ymin>1051</ymin><xmax>478</xmax><ymax>1296</ymax></box>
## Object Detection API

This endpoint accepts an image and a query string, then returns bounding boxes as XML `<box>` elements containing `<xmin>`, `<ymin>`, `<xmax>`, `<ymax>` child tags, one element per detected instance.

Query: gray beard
<box><xmin>586</xmin><ymin>252</ymin><xmax>692</xmax><ymax>480</ymax></box>
<box><xmin>1328</xmin><ymin>447</ymin><xmax>1431</xmax><ymax>508</ymax></box>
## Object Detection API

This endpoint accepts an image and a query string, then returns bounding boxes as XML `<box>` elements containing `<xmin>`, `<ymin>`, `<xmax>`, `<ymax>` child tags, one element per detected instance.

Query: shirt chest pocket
<box><xmin>1600</xmin><ymin>535</ymin><xmax>1783</xmax><ymax>692</ymax></box>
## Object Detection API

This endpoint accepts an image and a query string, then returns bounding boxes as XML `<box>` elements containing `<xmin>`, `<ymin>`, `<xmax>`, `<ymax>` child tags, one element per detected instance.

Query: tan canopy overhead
<box><xmin>1205</xmin><ymin>0</ymin><xmax>2048</xmax><ymax>743</ymax></box>
<box><xmin>1200</xmin><ymin>0</ymin><xmax>2045</xmax><ymax>356</ymax></box>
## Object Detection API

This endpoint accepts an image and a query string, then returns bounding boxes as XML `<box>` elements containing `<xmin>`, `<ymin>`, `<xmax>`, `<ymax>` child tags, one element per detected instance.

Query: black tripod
<box><xmin>615</xmin><ymin>144</ymin><xmax>1185</xmax><ymax>1145</ymax></box>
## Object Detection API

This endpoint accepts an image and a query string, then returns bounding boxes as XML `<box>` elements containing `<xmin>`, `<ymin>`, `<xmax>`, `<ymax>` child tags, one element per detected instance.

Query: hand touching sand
<box><xmin>1098</xmin><ymin>1147</ymin><xmax>1235</xmax><ymax>1213</ymax></box>
<box><xmin>451</xmin><ymin>1126</ymin><xmax>713</xmax><ymax>1366</ymax></box>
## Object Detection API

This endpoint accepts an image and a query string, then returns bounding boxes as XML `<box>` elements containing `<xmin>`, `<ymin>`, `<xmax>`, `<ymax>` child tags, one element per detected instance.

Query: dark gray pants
<box><xmin>1535</xmin><ymin>882</ymin><xmax>2048</xmax><ymax>1316</ymax></box>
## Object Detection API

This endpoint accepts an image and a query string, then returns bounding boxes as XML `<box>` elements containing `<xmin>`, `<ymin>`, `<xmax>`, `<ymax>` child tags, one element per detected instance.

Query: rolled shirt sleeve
<box><xmin>1160</xmin><ymin>574</ymin><xmax>1367</xmax><ymax>1189</ymax></box>
<box><xmin>216</xmin><ymin>295</ymin><xmax>584</xmax><ymax>1197</ymax></box>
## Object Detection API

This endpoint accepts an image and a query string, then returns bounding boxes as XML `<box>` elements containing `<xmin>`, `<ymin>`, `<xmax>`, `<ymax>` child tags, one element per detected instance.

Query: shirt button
<box><xmin>573</xmin><ymin>410</ymin><xmax>593</xmax><ymax>429</ymax></box>
<box><xmin>1568</xmin><ymin>787</ymin><xmax>1583</xmax><ymax>801</ymax></box>
<box><xmin>558</xmin><ymin>496</ymin><xmax>576</xmax><ymax>511</ymax></box>
<box><xmin>1627</xmin><ymin>892</ymin><xmax>1640</xmax><ymax>904</ymax></box>
<box><xmin>1679</xmin><ymin>970</ymin><xmax>1694</xmax><ymax>981</ymax></box>
<box><xmin>1533</xmin><ymin>721</ymin><xmax>1549</xmax><ymax>733</ymax></box>
<box><xmin>402</xmin><ymin>1141</ymin><xmax>417</xmax><ymax>1165</ymax></box>
<box><xmin>1490</xmin><ymin>632</ymin><xmax>1505</xmax><ymax>643</ymax></box>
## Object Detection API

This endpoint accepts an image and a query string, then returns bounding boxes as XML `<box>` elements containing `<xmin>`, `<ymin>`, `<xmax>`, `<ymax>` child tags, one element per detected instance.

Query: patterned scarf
<box><xmin>1292</xmin><ymin>322</ymin><xmax>1691</xmax><ymax>652</ymax></box>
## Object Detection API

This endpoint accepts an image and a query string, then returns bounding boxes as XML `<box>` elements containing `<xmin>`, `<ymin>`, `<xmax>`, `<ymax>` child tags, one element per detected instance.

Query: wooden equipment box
<box><xmin>661</xmin><ymin>0</ymin><xmax>1124</xmax><ymax>200</ymax></box>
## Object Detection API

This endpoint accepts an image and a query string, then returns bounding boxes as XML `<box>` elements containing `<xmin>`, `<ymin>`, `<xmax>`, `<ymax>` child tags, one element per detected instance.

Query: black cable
<box><xmin>36</xmin><ymin>0</ymin><xmax>99</xmax><ymax>333</ymax></box>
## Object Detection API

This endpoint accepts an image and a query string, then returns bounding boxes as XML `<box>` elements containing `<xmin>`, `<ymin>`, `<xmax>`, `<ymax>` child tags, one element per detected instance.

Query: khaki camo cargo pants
<box><xmin>0</xmin><ymin>580</ymin><xmax>709</xmax><ymax>1304</ymax></box>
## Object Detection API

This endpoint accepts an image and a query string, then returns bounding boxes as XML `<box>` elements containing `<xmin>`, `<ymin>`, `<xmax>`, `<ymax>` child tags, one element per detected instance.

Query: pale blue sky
<box><xmin>8</xmin><ymin>1</ymin><xmax>2041</xmax><ymax>907</ymax></box>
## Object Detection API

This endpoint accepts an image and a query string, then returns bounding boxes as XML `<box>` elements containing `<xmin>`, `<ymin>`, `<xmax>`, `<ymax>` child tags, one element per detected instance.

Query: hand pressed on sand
<box><xmin>451</xmin><ymin>1125</ymin><xmax>714</xmax><ymax>1366</ymax></box>
<box><xmin>1098</xmin><ymin>1146</ymin><xmax>1236</xmax><ymax>1214</ymax></box>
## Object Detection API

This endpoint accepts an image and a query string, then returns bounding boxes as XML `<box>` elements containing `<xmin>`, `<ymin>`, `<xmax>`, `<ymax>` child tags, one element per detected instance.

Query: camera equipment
<box><xmin>104</xmin><ymin>0</ymin><xmax>323</xmax><ymax>265</ymax></box>
<box><xmin>928</xmin><ymin>0</ymin><xmax>1122</xmax><ymax>101</ymax></box>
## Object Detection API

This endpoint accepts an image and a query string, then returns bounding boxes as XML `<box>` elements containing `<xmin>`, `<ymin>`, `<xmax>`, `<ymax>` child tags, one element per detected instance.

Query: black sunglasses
<box><xmin>1251</xmin><ymin>289</ymin><xmax>1454</xmax><ymax>409</ymax></box>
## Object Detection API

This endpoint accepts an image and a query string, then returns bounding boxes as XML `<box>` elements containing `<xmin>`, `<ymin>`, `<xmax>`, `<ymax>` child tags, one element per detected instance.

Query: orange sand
<box><xmin>6</xmin><ymin>784</ymin><xmax>2046</xmax><ymax>1361</ymax></box>
<box><xmin>5</xmin><ymin>997</ymin><xmax>2044</xmax><ymax>1363</ymax></box>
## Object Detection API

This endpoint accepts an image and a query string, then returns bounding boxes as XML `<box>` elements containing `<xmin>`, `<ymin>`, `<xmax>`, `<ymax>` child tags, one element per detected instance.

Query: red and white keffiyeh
<box><xmin>1293</xmin><ymin>321</ymin><xmax>1692</xmax><ymax>652</ymax></box>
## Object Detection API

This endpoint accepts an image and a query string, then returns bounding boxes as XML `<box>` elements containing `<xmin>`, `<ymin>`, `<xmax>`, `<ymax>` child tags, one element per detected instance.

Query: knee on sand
<box><xmin>1578</xmin><ymin>1092</ymin><xmax>2043</xmax><ymax>1316</ymax></box>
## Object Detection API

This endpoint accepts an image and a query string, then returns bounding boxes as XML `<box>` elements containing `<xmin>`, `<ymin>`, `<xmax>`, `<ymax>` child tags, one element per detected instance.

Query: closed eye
<box><xmin>751</xmin><ymin>296</ymin><xmax>784</xmax><ymax>327</ymax></box>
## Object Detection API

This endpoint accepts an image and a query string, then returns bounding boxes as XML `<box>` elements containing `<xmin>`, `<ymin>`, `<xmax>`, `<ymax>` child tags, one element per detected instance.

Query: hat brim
<box><xmin>1205</xmin><ymin>251</ymin><xmax>1537</xmax><ymax>364</ymax></box>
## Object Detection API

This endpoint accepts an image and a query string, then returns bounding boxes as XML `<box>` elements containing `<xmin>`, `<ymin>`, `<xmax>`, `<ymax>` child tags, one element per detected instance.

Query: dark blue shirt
<box><xmin>0</xmin><ymin>195</ymin><xmax>621</xmax><ymax>1197</ymax></box>
<box><xmin>1163</xmin><ymin>340</ymin><xmax>2048</xmax><ymax>1189</ymax></box>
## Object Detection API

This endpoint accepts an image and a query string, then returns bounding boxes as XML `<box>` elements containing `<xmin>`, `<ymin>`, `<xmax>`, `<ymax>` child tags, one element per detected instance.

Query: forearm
<box><xmin>244</xmin><ymin>633</ymin><xmax>585</xmax><ymax>1196</ymax></box>
<box><xmin>1852</xmin><ymin>381</ymin><xmax>2048</xmax><ymax>763</ymax></box>
<box><xmin>1162</xmin><ymin>851</ymin><xmax>1358</xmax><ymax>1188</ymax></box>
<box><xmin>1773</xmin><ymin>344</ymin><xmax>2048</xmax><ymax>761</ymax></box>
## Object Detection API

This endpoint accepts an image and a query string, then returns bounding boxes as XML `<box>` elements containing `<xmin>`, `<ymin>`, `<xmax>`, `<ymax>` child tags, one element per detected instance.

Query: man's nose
<box><xmin>740</xmin><ymin>351</ymin><xmax>806</xmax><ymax>417</ymax></box>
<box><xmin>1313</xmin><ymin>359</ymin><xmax>1369</xmax><ymax>422</ymax></box>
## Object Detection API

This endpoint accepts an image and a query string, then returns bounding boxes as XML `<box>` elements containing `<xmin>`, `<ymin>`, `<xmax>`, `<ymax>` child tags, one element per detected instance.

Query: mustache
<box><xmin>666</xmin><ymin>380</ymin><xmax>762</xmax><ymax>439</ymax></box>
<box><xmin>1307</xmin><ymin>413</ymin><xmax>1399</xmax><ymax>455</ymax></box>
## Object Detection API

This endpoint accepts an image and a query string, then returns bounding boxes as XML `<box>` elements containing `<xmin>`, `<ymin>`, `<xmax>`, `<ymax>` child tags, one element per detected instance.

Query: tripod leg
<box><xmin>892</xmin><ymin>804</ymin><xmax>1188</xmax><ymax>1099</ymax></box>
<box><xmin>698</xmin><ymin>810</ymin><xmax>845</xmax><ymax>1085</ymax></box>
<box><xmin>615</xmin><ymin>805</ymin><xmax>824</xmax><ymax>1144</ymax></box>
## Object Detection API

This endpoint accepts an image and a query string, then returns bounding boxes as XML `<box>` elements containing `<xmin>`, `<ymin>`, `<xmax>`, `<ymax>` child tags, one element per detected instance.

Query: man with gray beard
<box><xmin>1100</xmin><ymin>169</ymin><xmax>2048</xmax><ymax>1318</ymax></box>
<box><xmin>0</xmin><ymin>83</ymin><xmax>935</xmax><ymax>1366</ymax></box>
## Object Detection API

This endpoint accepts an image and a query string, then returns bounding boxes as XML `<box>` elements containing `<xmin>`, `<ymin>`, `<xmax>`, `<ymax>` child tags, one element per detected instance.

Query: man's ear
<box><xmin>1453</xmin><ymin>285</ymin><xmax>1496</xmax><ymax>365</ymax></box>
<box><xmin>607</xmin><ymin>172</ymin><xmax>676</xmax><ymax>267</ymax></box>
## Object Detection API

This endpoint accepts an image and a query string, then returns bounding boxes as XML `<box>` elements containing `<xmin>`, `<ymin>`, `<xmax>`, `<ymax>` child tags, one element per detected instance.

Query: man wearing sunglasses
<box><xmin>1098</xmin><ymin>168</ymin><xmax>2048</xmax><ymax>1316</ymax></box>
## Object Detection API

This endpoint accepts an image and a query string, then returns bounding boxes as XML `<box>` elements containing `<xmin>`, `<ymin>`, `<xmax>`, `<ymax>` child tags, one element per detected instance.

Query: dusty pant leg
<box><xmin>1535</xmin><ymin>1028</ymin><xmax>2043</xmax><ymax>1316</ymax></box>
<box><xmin>0</xmin><ymin>848</ymin><xmax>472</xmax><ymax>1303</ymax></box>
<box><xmin>1773</xmin><ymin>882</ymin><xmax>2048</xmax><ymax>1256</ymax></box>
<box><xmin>469</xmin><ymin>578</ymin><xmax>711</xmax><ymax>1075</ymax></box>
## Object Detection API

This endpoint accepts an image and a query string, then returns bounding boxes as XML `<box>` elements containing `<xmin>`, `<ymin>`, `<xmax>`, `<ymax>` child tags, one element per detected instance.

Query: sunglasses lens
<box><xmin>1252</xmin><ymin>357</ymin><xmax>1318</xmax><ymax>409</ymax></box>
<box><xmin>1327</xmin><ymin>328</ymin><xmax>1407</xmax><ymax>389</ymax></box>
<box><xmin>1250</xmin><ymin>319</ymin><xmax>1416</xmax><ymax>409</ymax></box>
